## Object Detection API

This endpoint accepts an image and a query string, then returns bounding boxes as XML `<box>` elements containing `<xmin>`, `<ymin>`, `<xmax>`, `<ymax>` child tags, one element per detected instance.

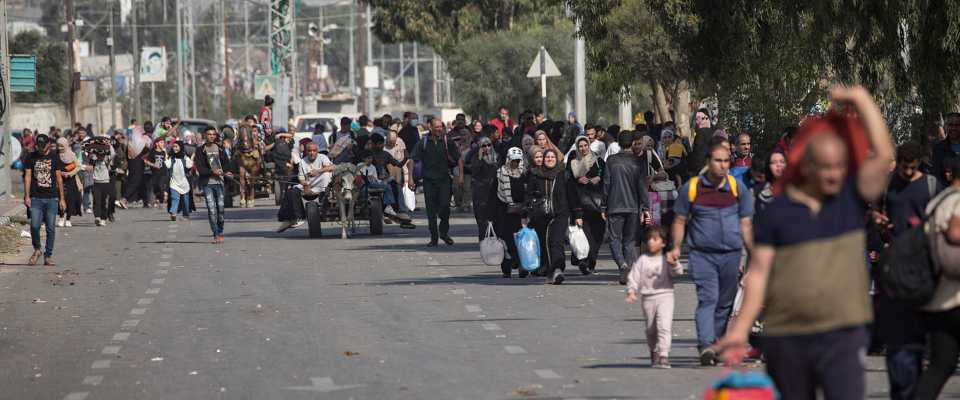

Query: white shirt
<box><xmin>298</xmin><ymin>154</ymin><xmax>333</xmax><ymax>193</ymax></box>
<box><xmin>164</xmin><ymin>157</ymin><xmax>194</xmax><ymax>194</ymax></box>
<box><xmin>604</xmin><ymin>142</ymin><xmax>621</xmax><ymax>161</ymax></box>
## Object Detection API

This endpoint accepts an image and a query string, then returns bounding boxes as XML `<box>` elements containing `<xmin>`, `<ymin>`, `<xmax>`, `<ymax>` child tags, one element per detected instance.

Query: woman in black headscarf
<box><xmin>525</xmin><ymin>148</ymin><xmax>582</xmax><ymax>285</ymax></box>
<box><xmin>468</xmin><ymin>136</ymin><xmax>501</xmax><ymax>241</ymax></box>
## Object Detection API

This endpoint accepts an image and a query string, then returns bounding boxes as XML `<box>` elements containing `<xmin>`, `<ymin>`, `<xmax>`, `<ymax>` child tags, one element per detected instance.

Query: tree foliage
<box><xmin>10</xmin><ymin>31</ymin><xmax>68</xmax><ymax>104</ymax></box>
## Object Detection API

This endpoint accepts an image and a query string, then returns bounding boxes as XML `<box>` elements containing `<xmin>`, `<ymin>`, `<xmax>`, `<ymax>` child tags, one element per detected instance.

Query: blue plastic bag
<box><xmin>514</xmin><ymin>225</ymin><xmax>541</xmax><ymax>272</ymax></box>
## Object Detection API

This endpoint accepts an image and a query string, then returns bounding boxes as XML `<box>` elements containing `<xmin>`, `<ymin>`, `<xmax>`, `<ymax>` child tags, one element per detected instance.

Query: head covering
<box><xmin>477</xmin><ymin>137</ymin><xmax>498</xmax><ymax>166</ymax></box>
<box><xmin>507</xmin><ymin>146</ymin><xmax>524</xmax><ymax>161</ymax></box>
<box><xmin>56</xmin><ymin>137</ymin><xmax>77</xmax><ymax>164</ymax></box>
<box><xmin>567</xmin><ymin>111</ymin><xmax>577</xmax><ymax>120</ymax></box>
<box><xmin>570</xmin><ymin>136</ymin><xmax>596</xmax><ymax>179</ymax></box>
<box><xmin>172</xmin><ymin>140</ymin><xmax>186</xmax><ymax>159</ymax></box>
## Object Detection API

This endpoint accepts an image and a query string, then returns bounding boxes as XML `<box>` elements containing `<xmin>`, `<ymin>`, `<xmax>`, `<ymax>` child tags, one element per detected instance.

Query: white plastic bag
<box><xmin>480</xmin><ymin>222</ymin><xmax>505</xmax><ymax>266</ymax></box>
<box><xmin>567</xmin><ymin>225</ymin><xmax>590</xmax><ymax>260</ymax></box>
<box><xmin>402</xmin><ymin>185</ymin><xmax>417</xmax><ymax>212</ymax></box>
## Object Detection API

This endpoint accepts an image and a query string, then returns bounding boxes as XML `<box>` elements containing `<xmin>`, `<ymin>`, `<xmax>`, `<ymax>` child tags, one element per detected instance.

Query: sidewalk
<box><xmin>0</xmin><ymin>195</ymin><xmax>25</xmax><ymax>221</ymax></box>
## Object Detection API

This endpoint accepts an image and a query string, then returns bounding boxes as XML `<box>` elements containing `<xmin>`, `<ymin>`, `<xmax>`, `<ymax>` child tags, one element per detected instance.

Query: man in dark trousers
<box><xmin>602</xmin><ymin>132</ymin><xmax>650</xmax><ymax>283</ymax></box>
<box><xmin>196</xmin><ymin>127</ymin><xmax>234</xmax><ymax>244</ymax></box>
<box><xmin>411</xmin><ymin>117</ymin><xmax>461</xmax><ymax>247</ymax></box>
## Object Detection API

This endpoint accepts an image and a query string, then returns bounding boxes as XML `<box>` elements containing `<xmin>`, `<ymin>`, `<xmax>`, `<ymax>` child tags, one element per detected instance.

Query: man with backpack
<box><xmin>717</xmin><ymin>86</ymin><xmax>895</xmax><ymax>400</ymax></box>
<box><xmin>412</xmin><ymin>117</ymin><xmax>461</xmax><ymax>247</ymax></box>
<box><xmin>669</xmin><ymin>141</ymin><xmax>754</xmax><ymax>366</ymax></box>
<box><xmin>872</xmin><ymin>141</ymin><xmax>942</xmax><ymax>400</ymax></box>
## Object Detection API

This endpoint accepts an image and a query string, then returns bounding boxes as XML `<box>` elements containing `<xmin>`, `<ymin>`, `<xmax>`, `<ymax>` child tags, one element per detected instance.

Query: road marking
<box><xmin>481</xmin><ymin>322</ymin><xmax>502</xmax><ymax>331</ymax></box>
<box><xmin>81</xmin><ymin>375</ymin><xmax>103</xmax><ymax>386</ymax></box>
<box><xmin>130</xmin><ymin>308</ymin><xmax>147</xmax><ymax>315</ymax></box>
<box><xmin>504</xmin><ymin>345</ymin><xmax>527</xmax><ymax>354</ymax></box>
<box><xmin>160</xmin><ymin>254</ymin><xmax>172</xmax><ymax>259</ymax></box>
<box><xmin>101</xmin><ymin>345</ymin><xmax>121</xmax><ymax>355</ymax></box>
<box><xmin>145</xmin><ymin>288</ymin><xmax>160</xmax><ymax>295</ymax></box>
<box><xmin>427</xmin><ymin>260</ymin><xmax>440</xmax><ymax>266</ymax></box>
<box><xmin>91</xmin><ymin>360</ymin><xmax>111</xmax><ymax>369</ymax></box>
<box><xmin>534</xmin><ymin>369</ymin><xmax>562</xmax><ymax>379</ymax></box>
<box><xmin>451</xmin><ymin>289</ymin><xmax>466</xmax><ymax>295</ymax></box>
<box><xmin>151</xmin><ymin>278</ymin><xmax>165</xmax><ymax>285</ymax></box>
<box><xmin>137</xmin><ymin>298</ymin><xmax>154</xmax><ymax>305</ymax></box>
<box><xmin>112</xmin><ymin>332</ymin><xmax>130</xmax><ymax>341</ymax></box>
<box><xmin>465</xmin><ymin>305</ymin><xmax>482</xmax><ymax>313</ymax></box>
<box><xmin>157</xmin><ymin>262</ymin><xmax>171</xmax><ymax>267</ymax></box>
<box><xmin>155</xmin><ymin>269</ymin><xmax>168</xmax><ymax>275</ymax></box>
<box><xmin>63</xmin><ymin>392</ymin><xmax>89</xmax><ymax>400</ymax></box>
<box><xmin>121</xmin><ymin>319</ymin><xmax>140</xmax><ymax>328</ymax></box>
<box><xmin>283</xmin><ymin>377</ymin><xmax>366</xmax><ymax>393</ymax></box>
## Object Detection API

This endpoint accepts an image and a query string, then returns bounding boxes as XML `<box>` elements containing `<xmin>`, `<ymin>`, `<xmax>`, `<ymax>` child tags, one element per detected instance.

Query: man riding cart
<box><xmin>358</xmin><ymin>133</ymin><xmax>415</xmax><ymax>228</ymax></box>
<box><xmin>276</xmin><ymin>141</ymin><xmax>335</xmax><ymax>232</ymax></box>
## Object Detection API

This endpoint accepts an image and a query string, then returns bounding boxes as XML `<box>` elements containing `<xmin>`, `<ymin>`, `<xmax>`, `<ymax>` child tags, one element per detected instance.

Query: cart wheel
<box><xmin>306</xmin><ymin>201</ymin><xmax>323</xmax><ymax>238</ymax></box>
<box><xmin>368</xmin><ymin>196</ymin><xmax>383</xmax><ymax>236</ymax></box>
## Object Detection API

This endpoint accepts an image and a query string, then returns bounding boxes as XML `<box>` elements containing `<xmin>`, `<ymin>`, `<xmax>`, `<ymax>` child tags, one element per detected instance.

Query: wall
<box><xmin>9</xmin><ymin>103</ymin><xmax>68</xmax><ymax>133</ymax></box>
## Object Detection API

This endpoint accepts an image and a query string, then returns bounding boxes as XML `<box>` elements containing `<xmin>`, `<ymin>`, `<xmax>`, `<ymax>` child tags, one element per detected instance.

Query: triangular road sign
<box><xmin>527</xmin><ymin>48</ymin><xmax>562</xmax><ymax>78</ymax></box>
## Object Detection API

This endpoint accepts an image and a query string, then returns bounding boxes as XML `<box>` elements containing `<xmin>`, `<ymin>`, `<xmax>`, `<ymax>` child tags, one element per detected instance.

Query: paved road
<box><xmin>0</xmin><ymin>200</ymin><xmax>956</xmax><ymax>399</ymax></box>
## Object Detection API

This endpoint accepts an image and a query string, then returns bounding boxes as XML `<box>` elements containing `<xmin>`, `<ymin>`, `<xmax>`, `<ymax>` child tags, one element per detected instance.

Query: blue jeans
<box><xmin>688</xmin><ymin>249</ymin><xmax>742</xmax><ymax>350</ymax></box>
<box><xmin>203</xmin><ymin>184</ymin><xmax>225</xmax><ymax>235</ymax></box>
<box><xmin>367</xmin><ymin>180</ymin><xmax>396</xmax><ymax>207</ymax></box>
<box><xmin>886</xmin><ymin>346</ymin><xmax>923</xmax><ymax>400</ymax></box>
<box><xmin>29</xmin><ymin>197</ymin><xmax>58</xmax><ymax>257</ymax></box>
<box><xmin>168</xmin><ymin>190</ymin><xmax>190</xmax><ymax>217</ymax></box>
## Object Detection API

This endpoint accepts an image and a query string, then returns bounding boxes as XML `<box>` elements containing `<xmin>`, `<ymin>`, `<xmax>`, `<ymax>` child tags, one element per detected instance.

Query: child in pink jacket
<box><xmin>626</xmin><ymin>226</ymin><xmax>683</xmax><ymax>368</ymax></box>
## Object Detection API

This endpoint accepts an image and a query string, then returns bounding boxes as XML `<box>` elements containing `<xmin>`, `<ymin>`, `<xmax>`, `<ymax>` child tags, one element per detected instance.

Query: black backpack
<box><xmin>879</xmin><ymin>192</ymin><xmax>953</xmax><ymax>307</ymax></box>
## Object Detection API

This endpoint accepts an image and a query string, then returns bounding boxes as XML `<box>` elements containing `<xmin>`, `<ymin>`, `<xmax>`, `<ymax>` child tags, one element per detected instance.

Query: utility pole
<box><xmin>188</xmin><ymin>2</ymin><xmax>196</xmax><ymax>118</ymax></box>
<box><xmin>0</xmin><ymin>0</ymin><xmax>11</xmax><ymax>198</ymax></box>
<box><xmin>413</xmin><ymin>41</ymin><xmax>419</xmax><ymax>112</ymax></box>
<box><xmin>365</xmin><ymin>3</ymin><xmax>374</xmax><ymax>116</ymax></box>
<box><xmin>108</xmin><ymin>0</ymin><xmax>117</xmax><ymax>130</ymax></box>
<box><xmin>398</xmin><ymin>43</ymin><xmax>404</xmax><ymax>105</ymax></box>
<box><xmin>132</xmin><ymin>0</ymin><xmax>141</xmax><ymax>122</ymax></box>
<box><xmin>222</xmin><ymin>0</ymin><xmax>231</xmax><ymax>120</ymax></box>
<box><xmin>243</xmin><ymin>0</ymin><xmax>250</xmax><ymax>84</ymax></box>
<box><xmin>347</xmin><ymin>2</ymin><xmax>355</xmax><ymax>98</ymax></box>
<box><xmin>66</xmin><ymin>0</ymin><xmax>78</xmax><ymax>126</ymax></box>
<box><xmin>176</xmin><ymin>0</ymin><xmax>185</xmax><ymax>118</ymax></box>
<box><xmin>574</xmin><ymin>16</ymin><xmax>587</xmax><ymax>123</ymax></box>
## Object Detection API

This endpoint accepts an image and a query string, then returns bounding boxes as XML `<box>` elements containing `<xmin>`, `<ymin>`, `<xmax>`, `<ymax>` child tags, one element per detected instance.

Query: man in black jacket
<box><xmin>602</xmin><ymin>132</ymin><xmax>651</xmax><ymax>283</ymax></box>
<box><xmin>196</xmin><ymin>127</ymin><xmax>233</xmax><ymax>244</ymax></box>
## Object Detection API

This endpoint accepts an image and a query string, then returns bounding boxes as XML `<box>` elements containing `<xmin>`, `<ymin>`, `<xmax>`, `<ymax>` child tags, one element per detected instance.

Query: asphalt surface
<box><xmin>0</xmin><ymin>199</ymin><xmax>958</xmax><ymax>400</ymax></box>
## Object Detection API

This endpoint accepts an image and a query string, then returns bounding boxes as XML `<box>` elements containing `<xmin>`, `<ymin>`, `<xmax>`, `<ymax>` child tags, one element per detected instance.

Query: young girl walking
<box><xmin>625</xmin><ymin>226</ymin><xmax>683</xmax><ymax>368</ymax></box>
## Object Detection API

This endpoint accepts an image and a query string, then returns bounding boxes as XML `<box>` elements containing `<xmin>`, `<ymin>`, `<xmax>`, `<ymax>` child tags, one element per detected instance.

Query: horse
<box><xmin>235</xmin><ymin>125</ymin><xmax>261</xmax><ymax>208</ymax></box>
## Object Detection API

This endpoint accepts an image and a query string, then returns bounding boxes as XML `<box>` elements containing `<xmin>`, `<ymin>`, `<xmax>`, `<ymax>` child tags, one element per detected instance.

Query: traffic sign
<box><xmin>526</xmin><ymin>48</ymin><xmax>561</xmax><ymax>78</ymax></box>
<box><xmin>10</xmin><ymin>55</ymin><xmax>37</xmax><ymax>93</ymax></box>
<box><xmin>255</xmin><ymin>75</ymin><xmax>279</xmax><ymax>99</ymax></box>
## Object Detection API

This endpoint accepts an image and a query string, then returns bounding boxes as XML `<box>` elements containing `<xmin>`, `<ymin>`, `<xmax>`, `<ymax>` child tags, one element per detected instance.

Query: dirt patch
<box><xmin>0</xmin><ymin>220</ymin><xmax>28</xmax><ymax>264</ymax></box>
<box><xmin>47</xmin><ymin>269</ymin><xmax>79</xmax><ymax>286</ymax></box>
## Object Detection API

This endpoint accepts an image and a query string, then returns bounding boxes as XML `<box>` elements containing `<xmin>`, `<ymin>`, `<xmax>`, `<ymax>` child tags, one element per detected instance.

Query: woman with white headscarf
<box><xmin>566</xmin><ymin>136</ymin><xmax>605</xmax><ymax>275</ymax></box>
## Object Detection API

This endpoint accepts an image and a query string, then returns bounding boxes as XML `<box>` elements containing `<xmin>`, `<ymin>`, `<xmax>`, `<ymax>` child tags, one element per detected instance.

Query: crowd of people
<box><xmin>15</xmin><ymin>86</ymin><xmax>960</xmax><ymax>399</ymax></box>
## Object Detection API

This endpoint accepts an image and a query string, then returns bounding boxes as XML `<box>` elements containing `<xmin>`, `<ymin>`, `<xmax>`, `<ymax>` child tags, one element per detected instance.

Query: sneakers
<box><xmin>277</xmin><ymin>221</ymin><xmax>295</xmax><ymax>232</ymax></box>
<box><xmin>28</xmin><ymin>250</ymin><xmax>42</xmax><ymax>265</ymax></box>
<box><xmin>551</xmin><ymin>270</ymin><xmax>565</xmax><ymax>285</ymax></box>
<box><xmin>653</xmin><ymin>356</ymin><xmax>671</xmax><ymax>369</ymax></box>
<box><xmin>56</xmin><ymin>218</ymin><xmax>65</xmax><ymax>227</ymax></box>
<box><xmin>292</xmin><ymin>220</ymin><xmax>305</xmax><ymax>228</ymax></box>
<box><xmin>84</xmin><ymin>208</ymin><xmax>93</xmax><ymax>214</ymax></box>
<box><xmin>170</xmin><ymin>214</ymin><xmax>177</xmax><ymax>221</ymax></box>
<box><xmin>699</xmin><ymin>348</ymin><xmax>718</xmax><ymax>366</ymax></box>
<box><xmin>383</xmin><ymin>205</ymin><xmax>398</xmax><ymax>217</ymax></box>
<box><xmin>618</xmin><ymin>266</ymin><xmax>630</xmax><ymax>285</ymax></box>
<box><xmin>64</xmin><ymin>220</ymin><xmax>72</xmax><ymax>227</ymax></box>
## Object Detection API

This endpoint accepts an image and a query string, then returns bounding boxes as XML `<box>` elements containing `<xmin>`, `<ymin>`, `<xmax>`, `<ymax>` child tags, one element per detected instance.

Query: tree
<box><xmin>10</xmin><ymin>31</ymin><xmax>68</xmax><ymax>104</ymax></box>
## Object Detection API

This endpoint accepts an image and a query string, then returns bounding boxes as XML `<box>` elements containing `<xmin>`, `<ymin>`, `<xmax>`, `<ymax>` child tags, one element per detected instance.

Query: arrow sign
<box><xmin>526</xmin><ymin>48</ymin><xmax>561</xmax><ymax>78</ymax></box>
<box><xmin>283</xmin><ymin>377</ymin><xmax>366</xmax><ymax>393</ymax></box>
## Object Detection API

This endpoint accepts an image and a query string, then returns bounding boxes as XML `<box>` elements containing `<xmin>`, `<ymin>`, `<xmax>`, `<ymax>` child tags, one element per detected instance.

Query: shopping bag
<box><xmin>703</xmin><ymin>371</ymin><xmax>777</xmax><ymax>400</ymax></box>
<box><xmin>567</xmin><ymin>225</ymin><xmax>590</xmax><ymax>260</ymax></box>
<box><xmin>402</xmin><ymin>185</ymin><xmax>417</xmax><ymax>211</ymax></box>
<box><xmin>514</xmin><ymin>225</ymin><xmax>541</xmax><ymax>272</ymax></box>
<box><xmin>480</xmin><ymin>222</ymin><xmax>506</xmax><ymax>266</ymax></box>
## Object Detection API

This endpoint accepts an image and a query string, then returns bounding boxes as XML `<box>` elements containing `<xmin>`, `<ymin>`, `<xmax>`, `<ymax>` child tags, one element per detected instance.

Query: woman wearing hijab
<box><xmin>533</xmin><ymin>130</ymin><xmax>562</xmax><ymax>160</ymax></box>
<box><xmin>525</xmin><ymin>148</ymin><xmax>582</xmax><ymax>284</ymax></box>
<box><xmin>527</xmin><ymin>146</ymin><xmax>545</xmax><ymax>170</ymax></box>
<box><xmin>567</xmin><ymin>136</ymin><xmax>605</xmax><ymax>275</ymax></box>
<box><xmin>56</xmin><ymin>137</ymin><xmax>83</xmax><ymax>227</ymax></box>
<box><xmin>165</xmin><ymin>141</ymin><xmax>194</xmax><ymax>221</ymax></box>
<box><xmin>468</xmin><ymin>136</ymin><xmax>501</xmax><ymax>240</ymax></box>
<box><xmin>495</xmin><ymin>147</ymin><xmax>528</xmax><ymax>278</ymax></box>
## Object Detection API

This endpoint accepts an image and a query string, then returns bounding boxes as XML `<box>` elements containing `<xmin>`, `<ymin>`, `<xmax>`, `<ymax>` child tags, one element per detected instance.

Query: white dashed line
<box><xmin>101</xmin><ymin>346</ymin><xmax>121</xmax><ymax>355</ymax></box>
<box><xmin>157</xmin><ymin>262</ymin><xmax>171</xmax><ymax>267</ymax></box>
<box><xmin>160</xmin><ymin>254</ymin><xmax>172</xmax><ymax>259</ymax></box>
<box><xmin>481</xmin><ymin>322</ymin><xmax>502</xmax><ymax>331</ymax></box>
<box><xmin>63</xmin><ymin>392</ymin><xmax>89</xmax><ymax>400</ymax></box>
<box><xmin>427</xmin><ymin>260</ymin><xmax>440</xmax><ymax>266</ymax></box>
<box><xmin>145</xmin><ymin>288</ymin><xmax>160</xmax><ymax>295</ymax></box>
<box><xmin>504</xmin><ymin>345</ymin><xmax>527</xmax><ymax>354</ymax></box>
<box><xmin>534</xmin><ymin>369</ymin><xmax>562</xmax><ymax>379</ymax></box>
<box><xmin>81</xmin><ymin>375</ymin><xmax>103</xmax><ymax>386</ymax></box>
<box><xmin>137</xmin><ymin>298</ymin><xmax>154</xmax><ymax>305</ymax></box>
<box><xmin>112</xmin><ymin>332</ymin><xmax>130</xmax><ymax>341</ymax></box>
<box><xmin>121</xmin><ymin>319</ymin><xmax>140</xmax><ymax>328</ymax></box>
<box><xmin>451</xmin><ymin>289</ymin><xmax>466</xmax><ymax>295</ymax></box>
<box><xmin>90</xmin><ymin>360</ymin><xmax>111</xmax><ymax>369</ymax></box>
<box><xmin>465</xmin><ymin>305</ymin><xmax>482</xmax><ymax>313</ymax></box>
<box><xmin>155</xmin><ymin>269</ymin><xmax>168</xmax><ymax>275</ymax></box>
<box><xmin>151</xmin><ymin>278</ymin><xmax>165</xmax><ymax>285</ymax></box>
<box><xmin>130</xmin><ymin>308</ymin><xmax>147</xmax><ymax>315</ymax></box>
